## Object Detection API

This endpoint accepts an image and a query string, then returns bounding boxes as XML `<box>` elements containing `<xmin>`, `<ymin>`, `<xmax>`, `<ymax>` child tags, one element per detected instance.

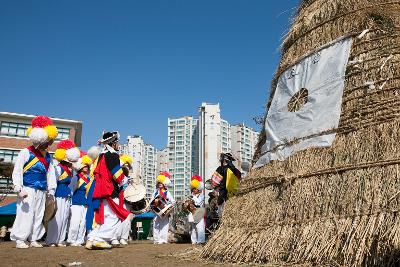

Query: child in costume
<box><xmin>46</xmin><ymin>140</ymin><xmax>80</xmax><ymax>246</ymax></box>
<box><xmin>67</xmin><ymin>152</ymin><xmax>93</xmax><ymax>246</ymax></box>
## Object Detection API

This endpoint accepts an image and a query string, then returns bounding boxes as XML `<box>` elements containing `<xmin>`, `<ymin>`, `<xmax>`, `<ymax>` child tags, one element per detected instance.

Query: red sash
<box><xmin>78</xmin><ymin>173</ymin><xmax>90</xmax><ymax>184</ymax></box>
<box><xmin>59</xmin><ymin>163</ymin><xmax>72</xmax><ymax>177</ymax></box>
<box><xmin>27</xmin><ymin>146</ymin><xmax>49</xmax><ymax>171</ymax></box>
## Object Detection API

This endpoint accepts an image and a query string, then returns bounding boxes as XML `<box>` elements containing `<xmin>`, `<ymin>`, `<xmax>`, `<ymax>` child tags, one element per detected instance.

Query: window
<box><xmin>0</xmin><ymin>121</ymin><xmax>70</xmax><ymax>140</ymax></box>
<box><xmin>57</xmin><ymin>128</ymin><xmax>70</xmax><ymax>140</ymax></box>
<box><xmin>0</xmin><ymin>149</ymin><xmax>20</xmax><ymax>163</ymax></box>
<box><xmin>1</xmin><ymin>122</ymin><xmax>29</xmax><ymax>137</ymax></box>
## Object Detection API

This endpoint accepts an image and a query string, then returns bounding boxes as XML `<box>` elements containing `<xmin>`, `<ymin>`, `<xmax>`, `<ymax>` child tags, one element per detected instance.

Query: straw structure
<box><xmin>203</xmin><ymin>0</ymin><xmax>400</xmax><ymax>266</ymax></box>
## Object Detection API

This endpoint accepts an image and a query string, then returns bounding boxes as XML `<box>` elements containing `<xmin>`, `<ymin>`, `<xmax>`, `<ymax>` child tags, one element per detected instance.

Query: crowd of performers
<box><xmin>9</xmin><ymin>115</ymin><xmax>241</xmax><ymax>249</ymax></box>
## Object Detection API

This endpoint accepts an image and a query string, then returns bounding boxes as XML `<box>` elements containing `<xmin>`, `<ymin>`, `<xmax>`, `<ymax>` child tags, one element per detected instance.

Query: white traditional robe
<box><xmin>10</xmin><ymin>148</ymin><xmax>56</xmax><ymax>243</ymax></box>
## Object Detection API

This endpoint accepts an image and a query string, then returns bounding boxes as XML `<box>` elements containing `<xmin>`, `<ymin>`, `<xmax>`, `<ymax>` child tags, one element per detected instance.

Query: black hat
<box><xmin>220</xmin><ymin>152</ymin><xmax>236</xmax><ymax>162</ymax></box>
<box><xmin>99</xmin><ymin>131</ymin><xmax>120</xmax><ymax>145</ymax></box>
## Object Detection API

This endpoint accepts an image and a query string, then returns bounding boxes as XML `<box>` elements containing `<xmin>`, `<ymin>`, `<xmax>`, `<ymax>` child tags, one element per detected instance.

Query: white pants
<box><xmin>190</xmin><ymin>218</ymin><xmax>205</xmax><ymax>244</ymax></box>
<box><xmin>45</xmin><ymin>197</ymin><xmax>71</xmax><ymax>245</ymax></box>
<box><xmin>153</xmin><ymin>215</ymin><xmax>169</xmax><ymax>244</ymax></box>
<box><xmin>10</xmin><ymin>188</ymin><xmax>46</xmax><ymax>242</ymax></box>
<box><xmin>113</xmin><ymin>199</ymin><xmax>131</xmax><ymax>241</ymax></box>
<box><xmin>67</xmin><ymin>205</ymin><xmax>87</xmax><ymax>245</ymax></box>
<box><xmin>87</xmin><ymin>199</ymin><xmax>121</xmax><ymax>242</ymax></box>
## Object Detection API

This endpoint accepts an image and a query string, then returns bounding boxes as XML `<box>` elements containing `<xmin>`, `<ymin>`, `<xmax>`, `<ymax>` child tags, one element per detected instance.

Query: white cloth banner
<box><xmin>255</xmin><ymin>37</ymin><xmax>353</xmax><ymax>168</ymax></box>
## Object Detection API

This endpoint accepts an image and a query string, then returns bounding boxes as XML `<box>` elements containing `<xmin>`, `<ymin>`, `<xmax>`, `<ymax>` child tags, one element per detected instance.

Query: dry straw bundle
<box><xmin>202</xmin><ymin>0</ymin><xmax>400</xmax><ymax>266</ymax></box>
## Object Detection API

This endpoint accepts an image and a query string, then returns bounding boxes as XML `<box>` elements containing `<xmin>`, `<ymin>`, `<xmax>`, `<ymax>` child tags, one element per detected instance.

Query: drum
<box><xmin>205</xmin><ymin>179</ymin><xmax>214</xmax><ymax>190</ymax></box>
<box><xmin>149</xmin><ymin>194</ymin><xmax>174</xmax><ymax>217</ymax></box>
<box><xmin>43</xmin><ymin>195</ymin><xmax>57</xmax><ymax>231</ymax></box>
<box><xmin>211</xmin><ymin>171</ymin><xmax>223</xmax><ymax>187</ymax></box>
<box><xmin>183</xmin><ymin>198</ymin><xmax>206</xmax><ymax>224</ymax></box>
<box><xmin>124</xmin><ymin>183</ymin><xmax>148</xmax><ymax>214</ymax></box>
<box><xmin>192</xmin><ymin>207</ymin><xmax>206</xmax><ymax>224</ymax></box>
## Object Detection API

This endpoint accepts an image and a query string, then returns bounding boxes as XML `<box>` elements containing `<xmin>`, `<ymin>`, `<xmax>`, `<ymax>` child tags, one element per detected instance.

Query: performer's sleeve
<box><xmin>167</xmin><ymin>191</ymin><xmax>176</xmax><ymax>205</ymax></box>
<box><xmin>12</xmin><ymin>149</ymin><xmax>29</xmax><ymax>192</ymax></box>
<box><xmin>54</xmin><ymin>165</ymin><xmax>62</xmax><ymax>181</ymax></box>
<box><xmin>197</xmin><ymin>194</ymin><xmax>205</xmax><ymax>207</ymax></box>
<box><xmin>69</xmin><ymin>175</ymin><xmax>78</xmax><ymax>194</ymax></box>
<box><xmin>47</xmin><ymin>161</ymin><xmax>57</xmax><ymax>196</ymax></box>
<box><xmin>105</xmin><ymin>152</ymin><xmax>125</xmax><ymax>184</ymax></box>
<box><xmin>215</xmin><ymin>166</ymin><xmax>224</xmax><ymax>176</ymax></box>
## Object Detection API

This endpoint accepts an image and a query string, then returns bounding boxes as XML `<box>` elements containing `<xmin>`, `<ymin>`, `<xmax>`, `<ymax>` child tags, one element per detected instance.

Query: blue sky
<box><xmin>0</xmin><ymin>0</ymin><xmax>300</xmax><ymax>150</ymax></box>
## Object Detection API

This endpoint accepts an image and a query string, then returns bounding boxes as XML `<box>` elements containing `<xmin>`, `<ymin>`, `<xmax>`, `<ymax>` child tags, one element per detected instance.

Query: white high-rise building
<box><xmin>221</xmin><ymin>119</ymin><xmax>231</xmax><ymax>153</ymax></box>
<box><xmin>143</xmin><ymin>144</ymin><xmax>157</xmax><ymax>199</ymax></box>
<box><xmin>198</xmin><ymin>103</ymin><xmax>231</xmax><ymax>188</ymax></box>
<box><xmin>120</xmin><ymin>135</ymin><xmax>157</xmax><ymax>199</ymax></box>
<box><xmin>231</xmin><ymin>123</ymin><xmax>259</xmax><ymax>169</ymax></box>
<box><xmin>156</xmin><ymin>148</ymin><xmax>168</xmax><ymax>175</ymax></box>
<box><xmin>167</xmin><ymin>116</ymin><xmax>199</xmax><ymax>201</ymax></box>
<box><xmin>120</xmin><ymin>135</ymin><xmax>144</xmax><ymax>179</ymax></box>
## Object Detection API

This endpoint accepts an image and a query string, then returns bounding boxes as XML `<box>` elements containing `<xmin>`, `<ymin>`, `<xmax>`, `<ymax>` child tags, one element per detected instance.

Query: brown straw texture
<box><xmin>202</xmin><ymin>0</ymin><xmax>400</xmax><ymax>266</ymax></box>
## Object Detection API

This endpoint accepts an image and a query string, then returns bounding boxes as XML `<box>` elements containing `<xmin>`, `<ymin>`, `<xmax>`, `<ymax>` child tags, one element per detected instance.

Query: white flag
<box><xmin>255</xmin><ymin>37</ymin><xmax>353</xmax><ymax>168</ymax></box>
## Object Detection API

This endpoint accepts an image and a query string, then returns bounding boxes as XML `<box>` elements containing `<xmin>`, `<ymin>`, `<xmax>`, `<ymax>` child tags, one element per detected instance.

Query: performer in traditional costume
<box><xmin>67</xmin><ymin>152</ymin><xmax>93</xmax><ymax>246</ymax></box>
<box><xmin>10</xmin><ymin>116</ymin><xmax>58</xmax><ymax>249</ymax></box>
<box><xmin>211</xmin><ymin>153</ymin><xmax>241</xmax><ymax>217</ymax></box>
<box><xmin>111</xmin><ymin>154</ymin><xmax>134</xmax><ymax>246</ymax></box>
<box><xmin>86</xmin><ymin>131</ymin><xmax>131</xmax><ymax>249</ymax></box>
<box><xmin>45</xmin><ymin>140</ymin><xmax>80</xmax><ymax>246</ymax></box>
<box><xmin>152</xmin><ymin>172</ymin><xmax>175</xmax><ymax>244</ymax></box>
<box><xmin>188</xmin><ymin>175</ymin><xmax>205</xmax><ymax>245</ymax></box>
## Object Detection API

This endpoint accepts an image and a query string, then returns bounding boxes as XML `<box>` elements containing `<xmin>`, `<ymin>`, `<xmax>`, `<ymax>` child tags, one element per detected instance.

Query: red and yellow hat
<box><xmin>190</xmin><ymin>175</ymin><xmax>203</xmax><ymax>190</ymax></box>
<box><xmin>54</xmin><ymin>140</ymin><xmax>80</xmax><ymax>163</ymax></box>
<box><xmin>26</xmin><ymin>116</ymin><xmax>58</xmax><ymax>146</ymax></box>
<box><xmin>156</xmin><ymin>171</ymin><xmax>171</xmax><ymax>187</ymax></box>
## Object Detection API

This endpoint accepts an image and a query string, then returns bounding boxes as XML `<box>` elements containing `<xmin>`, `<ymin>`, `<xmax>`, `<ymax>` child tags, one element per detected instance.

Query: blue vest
<box><xmin>72</xmin><ymin>174</ymin><xmax>89</xmax><ymax>206</ymax></box>
<box><xmin>23</xmin><ymin>150</ymin><xmax>51</xmax><ymax>190</ymax></box>
<box><xmin>55</xmin><ymin>164</ymin><xmax>72</xmax><ymax>198</ymax></box>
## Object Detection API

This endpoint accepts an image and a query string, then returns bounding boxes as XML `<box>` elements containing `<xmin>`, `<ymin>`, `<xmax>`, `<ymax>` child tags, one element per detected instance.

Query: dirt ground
<box><xmin>0</xmin><ymin>240</ymin><xmax>241</xmax><ymax>267</ymax></box>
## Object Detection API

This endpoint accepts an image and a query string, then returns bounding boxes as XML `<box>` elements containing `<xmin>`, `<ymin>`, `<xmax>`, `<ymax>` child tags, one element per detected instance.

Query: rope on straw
<box><xmin>240</xmin><ymin>158</ymin><xmax>400</xmax><ymax>194</ymax></box>
<box><xmin>227</xmin><ymin>207</ymin><xmax>400</xmax><ymax>230</ymax></box>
